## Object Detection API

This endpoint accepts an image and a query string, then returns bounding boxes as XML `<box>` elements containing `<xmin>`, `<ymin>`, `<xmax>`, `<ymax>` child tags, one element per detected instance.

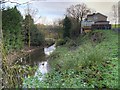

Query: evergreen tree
<box><xmin>23</xmin><ymin>14</ymin><xmax>44</xmax><ymax>46</ymax></box>
<box><xmin>2</xmin><ymin>6</ymin><xmax>23</xmax><ymax>53</ymax></box>
<box><xmin>30</xmin><ymin>25</ymin><xmax>44</xmax><ymax>46</ymax></box>
<box><xmin>63</xmin><ymin>16</ymin><xmax>71</xmax><ymax>38</ymax></box>
<box><xmin>23</xmin><ymin>14</ymin><xmax>34</xmax><ymax>47</ymax></box>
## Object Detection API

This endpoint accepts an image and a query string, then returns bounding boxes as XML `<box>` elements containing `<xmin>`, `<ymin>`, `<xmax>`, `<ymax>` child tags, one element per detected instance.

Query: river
<box><xmin>13</xmin><ymin>44</ymin><xmax>56</xmax><ymax>87</ymax></box>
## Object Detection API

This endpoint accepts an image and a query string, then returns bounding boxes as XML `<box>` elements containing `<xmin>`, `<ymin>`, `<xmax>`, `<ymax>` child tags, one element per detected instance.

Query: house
<box><xmin>82</xmin><ymin>13</ymin><xmax>111</xmax><ymax>31</ymax></box>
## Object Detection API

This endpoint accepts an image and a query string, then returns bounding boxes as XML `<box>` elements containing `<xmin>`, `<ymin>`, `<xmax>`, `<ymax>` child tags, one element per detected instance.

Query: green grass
<box><xmin>112</xmin><ymin>24</ymin><xmax>120</xmax><ymax>28</ymax></box>
<box><xmin>23</xmin><ymin>30</ymin><xmax>118</xmax><ymax>88</ymax></box>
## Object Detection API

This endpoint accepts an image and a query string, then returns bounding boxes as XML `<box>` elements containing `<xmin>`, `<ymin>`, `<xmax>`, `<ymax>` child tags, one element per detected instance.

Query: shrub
<box><xmin>44</xmin><ymin>39</ymin><xmax>55</xmax><ymax>47</ymax></box>
<box><xmin>56</xmin><ymin>39</ymin><xmax>66</xmax><ymax>46</ymax></box>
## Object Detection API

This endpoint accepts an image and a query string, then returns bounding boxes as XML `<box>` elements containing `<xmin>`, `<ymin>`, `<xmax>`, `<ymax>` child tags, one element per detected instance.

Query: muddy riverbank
<box><xmin>6</xmin><ymin>46</ymin><xmax>43</xmax><ymax>65</ymax></box>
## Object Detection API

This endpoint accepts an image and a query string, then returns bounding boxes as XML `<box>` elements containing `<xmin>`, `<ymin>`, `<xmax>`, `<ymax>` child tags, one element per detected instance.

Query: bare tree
<box><xmin>67</xmin><ymin>3</ymin><xmax>91</xmax><ymax>34</ymax></box>
<box><xmin>112</xmin><ymin>4</ymin><xmax>118</xmax><ymax>28</ymax></box>
<box><xmin>24</xmin><ymin>3</ymin><xmax>38</xmax><ymax>18</ymax></box>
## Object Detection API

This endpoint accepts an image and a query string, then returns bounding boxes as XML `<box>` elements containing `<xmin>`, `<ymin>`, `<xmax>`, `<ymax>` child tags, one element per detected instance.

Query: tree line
<box><xmin>2</xmin><ymin>6</ymin><xmax>44</xmax><ymax>54</ymax></box>
<box><xmin>2</xmin><ymin>3</ymin><xmax>118</xmax><ymax>53</ymax></box>
<box><xmin>62</xmin><ymin>3</ymin><xmax>91</xmax><ymax>39</ymax></box>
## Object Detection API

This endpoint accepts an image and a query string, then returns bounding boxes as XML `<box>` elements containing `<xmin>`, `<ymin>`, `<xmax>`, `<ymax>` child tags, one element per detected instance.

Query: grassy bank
<box><xmin>23</xmin><ymin>30</ymin><xmax>118</xmax><ymax>88</ymax></box>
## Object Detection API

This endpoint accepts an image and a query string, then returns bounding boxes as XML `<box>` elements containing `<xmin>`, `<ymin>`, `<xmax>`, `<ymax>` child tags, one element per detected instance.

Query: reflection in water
<box><xmin>14</xmin><ymin>44</ymin><xmax>56</xmax><ymax>82</ymax></box>
<box><xmin>35</xmin><ymin>44</ymin><xmax>56</xmax><ymax>80</ymax></box>
<box><xmin>35</xmin><ymin>61</ymin><xmax>48</xmax><ymax>81</ymax></box>
<box><xmin>38</xmin><ymin>61</ymin><xmax>48</xmax><ymax>74</ymax></box>
<box><xmin>15</xmin><ymin>48</ymin><xmax>45</xmax><ymax>66</ymax></box>
<box><xmin>44</xmin><ymin>44</ymin><xmax>56</xmax><ymax>56</ymax></box>
<box><xmin>13</xmin><ymin>47</ymin><xmax>46</xmax><ymax>84</ymax></box>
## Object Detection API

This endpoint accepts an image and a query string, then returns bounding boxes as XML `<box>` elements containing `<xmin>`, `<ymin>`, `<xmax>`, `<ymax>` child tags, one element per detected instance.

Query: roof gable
<box><xmin>96</xmin><ymin>13</ymin><xmax>107</xmax><ymax>18</ymax></box>
<box><xmin>87</xmin><ymin>13</ymin><xmax>107</xmax><ymax>18</ymax></box>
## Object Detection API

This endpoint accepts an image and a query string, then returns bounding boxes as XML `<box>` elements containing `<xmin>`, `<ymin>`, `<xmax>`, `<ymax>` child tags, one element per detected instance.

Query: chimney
<box><xmin>93</xmin><ymin>13</ymin><xmax>95</xmax><ymax>15</ymax></box>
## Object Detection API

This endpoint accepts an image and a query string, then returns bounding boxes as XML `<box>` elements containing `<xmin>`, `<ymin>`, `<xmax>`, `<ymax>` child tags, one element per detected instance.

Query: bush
<box><xmin>30</xmin><ymin>26</ymin><xmax>44</xmax><ymax>46</ymax></box>
<box><xmin>56</xmin><ymin>39</ymin><xmax>66</xmax><ymax>46</ymax></box>
<box><xmin>44</xmin><ymin>39</ymin><xmax>55</xmax><ymax>47</ymax></box>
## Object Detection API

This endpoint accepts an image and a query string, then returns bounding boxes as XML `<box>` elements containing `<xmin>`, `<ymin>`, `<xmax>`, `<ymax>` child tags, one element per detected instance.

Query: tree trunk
<box><xmin>79</xmin><ymin>21</ymin><xmax>82</xmax><ymax>34</ymax></box>
<box><xmin>28</xmin><ymin>29</ymin><xmax>30</xmax><ymax>48</ymax></box>
<box><xmin>80</xmin><ymin>17</ymin><xmax>83</xmax><ymax>34</ymax></box>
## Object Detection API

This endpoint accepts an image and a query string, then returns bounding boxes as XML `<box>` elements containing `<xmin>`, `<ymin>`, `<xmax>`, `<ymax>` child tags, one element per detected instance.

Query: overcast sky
<box><xmin>3</xmin><ymin>0</ymin><xmax>119</xmax><ymax>24</ymax></box>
